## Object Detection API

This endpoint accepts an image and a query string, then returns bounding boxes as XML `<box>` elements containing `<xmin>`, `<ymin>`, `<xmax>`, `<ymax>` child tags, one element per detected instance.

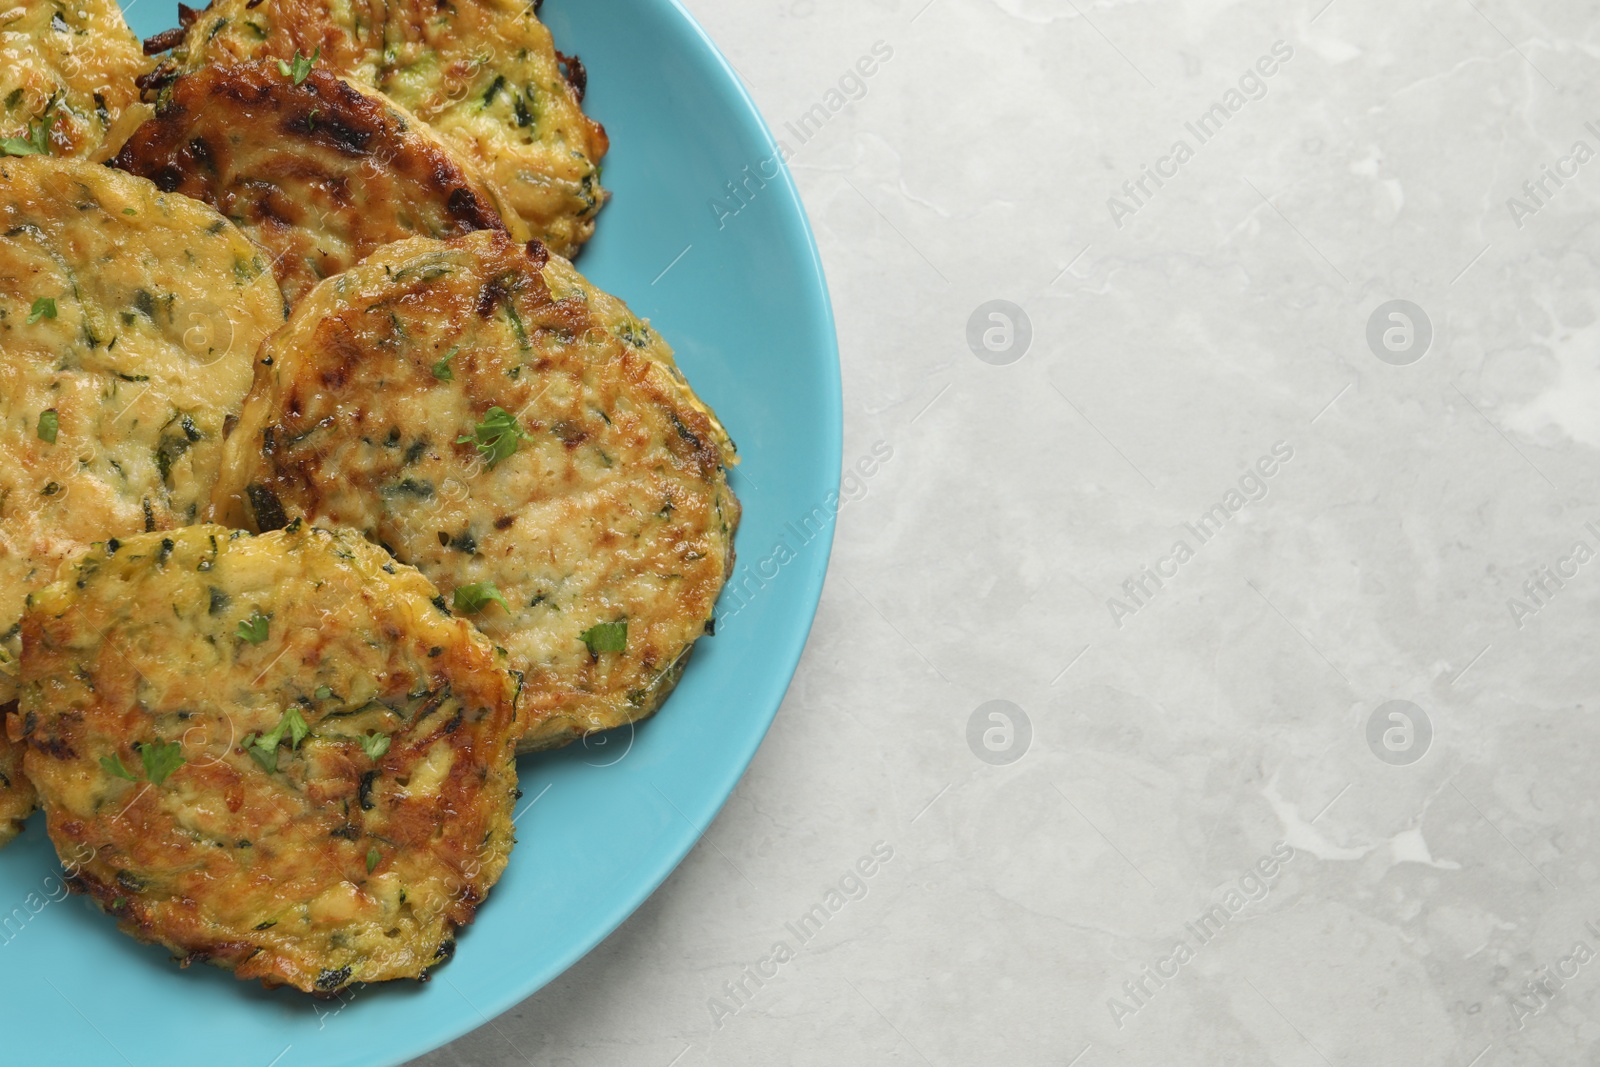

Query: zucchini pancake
<box><xmin>0</xmin><ymin>0</ymin><xmax>152</xmax><ymax>159</ymax></box>
<box><xmin>161</xmin><ymin>0</ymin><xmax>609</xmax><ymax>257</ymax></box>
<box><xmin>0</xmin><ymin>728</ymin><xmax>33</xmax><ymax>847</ymax></box>
<box><xmin>12</xmin><ymin>524</ymin><xmax>521</xmax><ymax>993</ymax></box>
<box><xmin>112</xmin><ymin>62</ymin><xmax>514</xmax><ymax>309</ymax></box>
<box><xmin>212</xmin><ymin>231</ymin><xmax>740</xmax><ymax>752</ymax></box>
<box><xmin>0</xmin><ymin>158</ymin><xmax>284</xmax><ymax>717</ymax></box>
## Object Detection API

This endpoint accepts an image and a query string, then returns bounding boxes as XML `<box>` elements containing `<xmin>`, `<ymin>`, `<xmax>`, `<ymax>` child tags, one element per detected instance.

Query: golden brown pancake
<box><xmin>213</xmin><ymin>231</ymin><xmax>739</xmax><ymax>752</ymax></box>
<box><xmin>112</xmin><ymin>61</ymin><xmax>513</xmax><ymax>308</ymax></box>
<box><xmin>0</xmin><ymin>157</ymin><xmax>284</xmax><ymax>711</ymax></box>
<box><xmin>164</xmin><ymin>0</ymin><xmax>608</xmax><ymax>256</ymax></box>
<box><xmin>15</xmin><ymin>523</ymin><xmax>521</xmax><ymax>993</ymax></box>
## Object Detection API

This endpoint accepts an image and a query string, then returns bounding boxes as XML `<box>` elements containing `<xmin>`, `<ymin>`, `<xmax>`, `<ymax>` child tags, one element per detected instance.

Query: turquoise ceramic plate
<box><xmin>0</xmin><ymin>1</ymin><xmax>840</xmax><ymax>1063</ymax></box>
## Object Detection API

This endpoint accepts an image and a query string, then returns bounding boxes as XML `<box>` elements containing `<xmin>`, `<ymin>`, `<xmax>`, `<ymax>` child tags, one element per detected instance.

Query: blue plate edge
<box><xmin>371</xmin><ymin>2</ymin><xmax>844</xmax><ymax>1062</ymax></box>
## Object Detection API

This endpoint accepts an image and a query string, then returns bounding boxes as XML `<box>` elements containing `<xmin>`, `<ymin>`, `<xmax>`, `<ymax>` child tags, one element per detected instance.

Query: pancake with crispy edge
<box><xmin>212</xmin><ymin>230</ymin><xmax>739</xmax><ymax>753</ymax></box>
<box><xmin>155</xmin><ymin>0</ymin><xmax>608</xmax><ymax>256</ymax></box>
<box><xmin>14</xmin><ymin>523</ymin><xmax>521</xmax><ymax>993</ymax></box>
<box><xmin>113</xmin><ymin>61</ymin><xmax>515</xmax><ymax>309</ymax></box>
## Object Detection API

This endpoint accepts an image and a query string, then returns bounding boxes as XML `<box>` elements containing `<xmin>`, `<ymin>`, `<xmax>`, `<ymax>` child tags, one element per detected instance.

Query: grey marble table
<box><xmin>415</xmin><ymin>0</ymin><xmax>1600</xmax><ymax>1063</ymax></box>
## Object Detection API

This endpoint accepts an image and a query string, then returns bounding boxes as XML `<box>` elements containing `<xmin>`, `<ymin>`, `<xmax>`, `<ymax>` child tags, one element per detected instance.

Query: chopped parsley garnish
<box><xmin>458</xmin><ymin>406</ymin><xmax>532</xmax><ymax>469</ymax></box>
<box><xmin>579</xmin><ymin>620</ymin><xmax>628</xmax><ymax>655</ymax></box>
<box><xmin>241</xmin><ymin>707</ymin><xmax>310</xmax><ymax>774</ymax></box>
<box><xmin>366</xmin><ymin>847</ymin><xmax>381</xmax><ymax>873</ymax></box>
<box><xmin>358</xmin><ymin>732</ymin><xmax>391</xmax><ymax>760</ymax></box>
<box><xmin>138</xmin><ymin>740</ymin><xmax>186</xmax><ymax>785</ymax></box>
<box><xmin>277</xmin><ymin>47</ymin><xmax>320</xmax><ymax>84</ymax></box>
<box><xmin>100</xmin><ymin>741</ymin><xmax>185</xmax><ymax>785</ymax></box>
<box><xmin>314</xmin><ymin>685</ymin><xmax>333</xmax><ymax>700</ymax></box>
<box><xmin>236</xmin><ymin>610</ymin><xmax>269</xmax><ymax>644</ymax></box>
<box><xmin>27</xmin><ymin>296</ymin><xmax>56</xmax><ymax>323</ymax></box>
<box><xmin>432</xmin><ymin>346</ymin><xmax>459</xmax><ymax>381</ymax></box>
<box><xmin>281</xmin><ymin>706</ymin><xmax>310</xmax><ymax>747</ymax></box>
<box><xmin>0</xmin><ymin>116</ymin><xmax>52</xmax><ymax>157</ymax></box>
<box><xmin>36</xmin><ymin>408</ymin><xmax>57</xmax><ymax>443</ymax></box>
<box><xmin>453</xmin><ymin>581</ymin><xmax>510</xmax><ymax>615</ymax></box>
<box><xmin>100</xmin><ymin>753</ymin><xmax>137</xmax><ymax>780</ymax></box>
<box><xmin>243</xmin><ymin>741</ymin><xmax>277</xmax><ymax>774</ymax></box>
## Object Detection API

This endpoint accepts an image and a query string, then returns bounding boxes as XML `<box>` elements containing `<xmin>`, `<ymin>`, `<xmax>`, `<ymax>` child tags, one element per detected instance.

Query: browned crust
<box><xmin>0</xmin><ymin>702</ymin><xmax>36</xmax><ymax>847</ymax></box>
<box><xmin>112</xmin><ymin>61</ymin><xmax>508</xmax><ymax>308</ymax></box>
<box><xmin>554</xmin><ymin>50</ymin><xmax>587</xmax><ymax>103</ymax></box>
<box><xmin>143</xmin><ymin>26</ymin><xmax>187</xmax><ymax>55</ymax></box>
<box><xmin>156</xmin><ymin>0</ymin><xmax>605</xmax><ymax>255</ymax></box>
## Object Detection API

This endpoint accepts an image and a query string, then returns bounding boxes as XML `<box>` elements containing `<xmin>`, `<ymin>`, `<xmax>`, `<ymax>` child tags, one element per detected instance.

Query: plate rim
<box><xmin>21</xmin><ymin>0</ymin><xmax>841</xmax><ymax>1059</ymax></box>
<box><xmin>376</xmin><ymin>0</ymin><xmax>842</xmax><ymax>1061</ymax></box>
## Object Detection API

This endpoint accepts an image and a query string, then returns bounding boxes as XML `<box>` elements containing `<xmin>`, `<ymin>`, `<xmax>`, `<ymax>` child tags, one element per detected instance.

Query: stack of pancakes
<box><xmin>0</xmin><ymin>0</ymin><xmax>738</xmax><ymax>995</ymax></box>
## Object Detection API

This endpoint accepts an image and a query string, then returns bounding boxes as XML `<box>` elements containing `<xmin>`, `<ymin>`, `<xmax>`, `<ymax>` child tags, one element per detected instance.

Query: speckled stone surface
<box><xmin>413</xmin><ymin>1</ymin><xmax>1600</xmax><ymax>1063</ymax></box>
